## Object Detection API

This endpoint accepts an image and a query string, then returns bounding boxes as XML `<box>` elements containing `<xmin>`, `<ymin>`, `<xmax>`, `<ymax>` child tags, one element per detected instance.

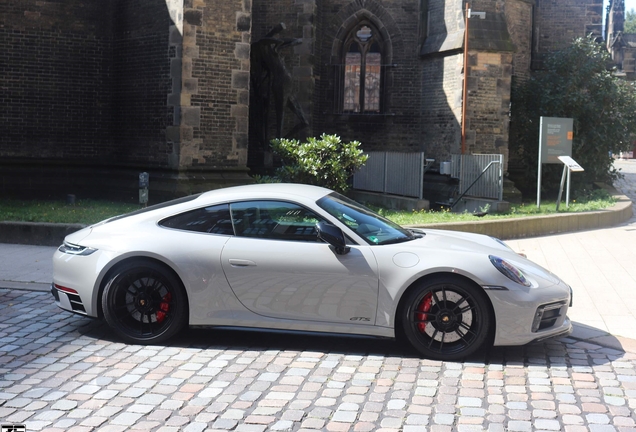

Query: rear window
<box><xmin>105</xmin><ymin>194</ymin><xmax>202</xmax><ymax>224</ymax></box>
<box><xmin>159</xmin><ymin>204</ymin><xmax>233</xmax><ymax>235</ymax></box>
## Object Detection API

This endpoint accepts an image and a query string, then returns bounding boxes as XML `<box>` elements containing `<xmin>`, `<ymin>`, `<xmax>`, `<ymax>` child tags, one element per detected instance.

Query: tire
<box><xmin>102</xmin><ymin>260</ymin><xmax>188</xmax><ymax>344</ymax></box>
<box><xmin>400</xmin><ymin>276</ymin><xmax>492</xmax><ymax>361</ymax></box>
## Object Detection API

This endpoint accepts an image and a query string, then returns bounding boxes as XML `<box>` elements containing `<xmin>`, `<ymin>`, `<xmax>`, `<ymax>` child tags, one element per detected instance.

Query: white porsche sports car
<box><xmin>52</xmin><ymin>183</ymin><xmax>572</xmax><ymax>360</ymax></box>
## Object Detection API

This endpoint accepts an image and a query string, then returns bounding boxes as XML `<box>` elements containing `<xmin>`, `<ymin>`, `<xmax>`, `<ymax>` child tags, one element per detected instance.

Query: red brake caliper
<box><xmin>156</xmin><ymin>292</ymin><xmax>172</xmax><ymax>323</ymax></box>
<box><xmin>416</xmin><ymin>293</ymin><xmax>433</xmax><ymax>333</ymax></box>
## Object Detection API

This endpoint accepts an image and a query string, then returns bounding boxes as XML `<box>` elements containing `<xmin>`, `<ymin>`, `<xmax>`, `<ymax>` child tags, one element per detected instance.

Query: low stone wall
<box><xmin>0</xmin><ymin>222</ymin><xmax>86</xmax><ymax>247</ymax></box>
<box><xmin>409</xmin><ymin>194</ymin><xmax>634</xmax><ymax>240</ymax></box>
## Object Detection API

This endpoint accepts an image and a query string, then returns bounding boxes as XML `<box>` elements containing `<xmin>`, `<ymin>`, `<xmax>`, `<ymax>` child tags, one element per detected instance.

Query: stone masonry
<box><xmin>0</xmin><ymin>0</ymin><xmax>252</xmax><ymax>200</ymax></box>
<box><xmin>0</xmin><ymin>0</ymin><xmax>611</xmax><ymax>199</ymax></box>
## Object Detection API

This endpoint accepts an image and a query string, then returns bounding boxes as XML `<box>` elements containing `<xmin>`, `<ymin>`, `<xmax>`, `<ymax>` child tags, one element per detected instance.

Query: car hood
<box><xmin>399</xmin><ymin>228</ymin><xmax>562</xmax><ymax>286</ymax></box>
<box><xmin>63</xmin><ymin>226</ymin><xmax>93</xmax><ymax>246</ymax></box>
<box><xmin>410</xmin><ymin>228</ymin><xmax>511</xmax><ymax>254</ymax></box>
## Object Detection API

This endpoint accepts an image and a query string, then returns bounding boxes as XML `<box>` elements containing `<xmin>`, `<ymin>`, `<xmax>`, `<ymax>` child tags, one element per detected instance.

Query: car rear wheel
<box><xmin>401</xmin><ymin>276</ymin><xmax>491</xmax><ymax>361</ymax></box>
<box><xmin>102</xmin><ymin>261</ymin><xmax>188</xmax><ymax>344</ymax></box>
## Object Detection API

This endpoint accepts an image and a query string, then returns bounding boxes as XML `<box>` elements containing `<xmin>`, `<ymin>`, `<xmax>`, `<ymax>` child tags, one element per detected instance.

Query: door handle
<box><xmin>228</xmin><ymin>259</ymin><xmax>257</xmax><ymax>267</ymax></box>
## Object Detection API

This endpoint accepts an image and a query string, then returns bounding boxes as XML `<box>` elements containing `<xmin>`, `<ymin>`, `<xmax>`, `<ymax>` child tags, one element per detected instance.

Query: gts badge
<box><xmin>350</xmin><ymin>317</ymin><xmax>370</xmax><ymax>322</ymax></box>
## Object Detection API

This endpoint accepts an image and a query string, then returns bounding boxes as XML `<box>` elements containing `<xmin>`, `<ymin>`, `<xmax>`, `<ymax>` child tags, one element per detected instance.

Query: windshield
<box><xmin>316</xmin><ymin>193</ymin><xmax>415</xmax><ymax>245</ymax></box>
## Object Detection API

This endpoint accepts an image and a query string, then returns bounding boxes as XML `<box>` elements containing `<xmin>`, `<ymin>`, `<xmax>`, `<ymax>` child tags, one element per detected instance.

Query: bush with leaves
<box><xmin>509</xmin><ymin>35</ymin><xmax>636</xmax><ymax>195</ymax></box>
<box><xmin>269</xmin><ymin>134</ymin><xmax>368</xmax><ymax>193</ymax></box>
<box><xmin>626</xmin><ymin>8</ymin><xmax>636</xmax><ymax>34</ymax></box>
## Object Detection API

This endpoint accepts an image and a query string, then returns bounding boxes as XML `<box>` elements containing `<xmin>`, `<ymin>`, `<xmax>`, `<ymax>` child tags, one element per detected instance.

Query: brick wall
<box><xmin>0</xmin><ymin>0</ymin><xmax>114</xmax><ymax>161</ymax></box>
<box><xmin>504</xmin><ymin>0</ymin><xmax>534</xmax><ymax>81</ymax></box>
<box><xmin>420</xmin><ymin>55</ymin><xmax>464</xmax><ymax>162</ymax></box>
<box><xmin>465</xmin><ymin>52</ymin><xmax>512</xmax><ymax>167</ymax></box>
<box><xmin>533</xmin><ymin>0</ymin><xmax>603</xmax><ymax>67</ymax></box>
<box><xmin>419</xmin><ymin>0</ymin><xmax>464</xmax><ymax>162</ymax></box>
<box><xmin>0</xmin><ymin>0</ymin><xmax>253</xmax><ymax>199</ymax></box>
<box><xmin>187</xmin><ymin>0</ymin><xmax>252</xmax><ymax>169</ymax></box>
<box><xmin>111</xmin><ymin>0</ymin><xmax>173</xmax><ymax>168</ymax></box>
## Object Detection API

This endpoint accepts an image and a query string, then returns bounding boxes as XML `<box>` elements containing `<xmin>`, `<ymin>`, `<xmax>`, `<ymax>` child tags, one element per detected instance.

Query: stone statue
<box><xmin>250</xmin><ymin>23</ymin><xmax>309</xmax><ymax>153</ymax></box>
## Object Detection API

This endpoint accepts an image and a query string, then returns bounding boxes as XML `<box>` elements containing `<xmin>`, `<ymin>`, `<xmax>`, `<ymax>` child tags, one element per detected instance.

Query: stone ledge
<box><xmin>408</xmin><ymin>192</ymin><xmax>633</xmax><ymax>240</ymax></box>
<box><xmin>0</xmin><ymin>221</ymin><xmax>87</xmax><ymax>247</ymax></box>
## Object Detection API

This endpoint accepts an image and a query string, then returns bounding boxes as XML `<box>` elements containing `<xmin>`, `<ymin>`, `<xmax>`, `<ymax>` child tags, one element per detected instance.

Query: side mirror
<box><xmin>316</xmin><ymin>222</ymin><xmax>350</xmax><ymax>255</ymax></box>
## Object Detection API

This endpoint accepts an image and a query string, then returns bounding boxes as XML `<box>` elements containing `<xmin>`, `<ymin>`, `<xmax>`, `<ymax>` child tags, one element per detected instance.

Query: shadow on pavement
<box><xmin>571</xmin><ymin>320</ymin><xmax>634</xmax><ymax>353</ymax></box>
<box><xmin>79</xmin><ymin>320</ymin><xmax>626</xmax><ymax>367</ymax></box>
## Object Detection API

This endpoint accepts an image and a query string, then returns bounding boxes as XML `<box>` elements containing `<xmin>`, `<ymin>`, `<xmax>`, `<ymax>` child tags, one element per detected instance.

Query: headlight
<box><xmin>489</xmin><ymin>255</ymin><xmax>531</xmax><ymax>287</ymax></box>
<box><xmin>58</xmin><ymin>242</ymin><xmax>97</xmax><ymax>256</ymax></box>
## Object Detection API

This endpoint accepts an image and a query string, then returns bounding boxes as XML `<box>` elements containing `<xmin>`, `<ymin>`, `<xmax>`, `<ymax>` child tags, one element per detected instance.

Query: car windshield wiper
<box><xmin>409</xmin><ymin>229</ymin><xmax>425</xmax><ymax>239</ymax></box>
<box><xmin>378</xmin><ymin>236</ymin><xmax>417</xmax><ymax>245</ymax></box>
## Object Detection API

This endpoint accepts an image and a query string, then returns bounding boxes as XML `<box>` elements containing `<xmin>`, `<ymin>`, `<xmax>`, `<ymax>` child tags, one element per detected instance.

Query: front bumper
<box><xmin>489</xmin><ymin>280</ymin><xmax>573</xmax><ymax>346</ymax></box>
<box><xmin>531</xmin><ymin>317</ymin><xmax>573</xmax><ymax>343</ymax></box>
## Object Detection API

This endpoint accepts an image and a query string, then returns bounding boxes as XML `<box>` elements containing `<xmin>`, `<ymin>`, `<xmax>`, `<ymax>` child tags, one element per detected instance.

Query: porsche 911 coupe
<box><xmin>52</xmin><ymin>183</ymin><xmax>572</xmax><ymax>360</ymax></box>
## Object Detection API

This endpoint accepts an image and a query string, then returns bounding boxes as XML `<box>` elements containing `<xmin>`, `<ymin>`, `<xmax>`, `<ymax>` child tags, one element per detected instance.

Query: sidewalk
<box><xmin>1</xmin><ymin>159</ymin><xmax>636</xmax><ymax>353</ymax></box>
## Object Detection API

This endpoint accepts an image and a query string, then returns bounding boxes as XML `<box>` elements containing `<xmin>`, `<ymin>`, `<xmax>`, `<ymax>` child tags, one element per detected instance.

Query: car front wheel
<box><xmin>401</xmin><ymin>276</ymin><xmax>492</xmax><ymax>361</ymax></box>
<box><xmin>102</xmin><ymin>260</ymin><xmax>188</xmax><ymax>344</ymax></box>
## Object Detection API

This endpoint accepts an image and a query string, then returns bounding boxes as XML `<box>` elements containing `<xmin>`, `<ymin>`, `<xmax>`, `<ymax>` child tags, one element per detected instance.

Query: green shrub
<box><xmin>270</xmin><ymin>134</ymin><xmax>368</xmax><ymax>193</ymax></box>
<box><xmin>251</xmin><ymin>174</ymin><xmax>282</xmax><ymax>184</ymax></box>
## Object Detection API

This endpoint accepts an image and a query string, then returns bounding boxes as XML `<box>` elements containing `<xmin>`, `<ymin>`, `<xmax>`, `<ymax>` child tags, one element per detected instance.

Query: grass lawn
<box><xmin>0</xmin><ymin>199</ymin><xmax>139</xmax><ymax>225</ymax></box>
<box><xmin>374</xmin><ymin>195</ymin><xmax>617</xmax><ymax>225</ymax></box>
<box><xmin>0</xmin><ymin>190</ymin><xmax>616</xmax><ymax>226</ymax></box>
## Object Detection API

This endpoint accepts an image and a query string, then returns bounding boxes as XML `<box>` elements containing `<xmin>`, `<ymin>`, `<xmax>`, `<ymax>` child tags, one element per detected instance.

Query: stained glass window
<box><xmin>342</xmin><ymin>25</ymin><xmax>382</xmax><ymax>113</ymax></box>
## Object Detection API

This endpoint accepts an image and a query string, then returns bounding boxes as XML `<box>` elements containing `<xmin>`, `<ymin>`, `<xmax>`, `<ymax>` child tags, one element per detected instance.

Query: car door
<box><xmin>221</xmin><ymin>200</ymin><xmax>379</xmax><ymax>325</ymax></box>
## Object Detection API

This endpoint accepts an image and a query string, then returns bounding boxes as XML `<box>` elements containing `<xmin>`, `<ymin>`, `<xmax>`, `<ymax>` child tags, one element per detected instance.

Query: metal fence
<box><xmin>353</xmin><ymin>152</ymin><xmax>426</xmax><ymax>199</ymax></box>
<box><xmin>450</xmin><ymin>154</ymin><xmax>503</xmax><ymax>201</ymax></box>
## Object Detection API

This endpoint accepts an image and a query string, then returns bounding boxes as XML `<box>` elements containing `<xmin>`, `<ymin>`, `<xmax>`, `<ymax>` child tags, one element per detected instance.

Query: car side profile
<box><xmin>52</xmin><ymin>183</ymin><xmax>572</xmax><ymax>360</ymax></box>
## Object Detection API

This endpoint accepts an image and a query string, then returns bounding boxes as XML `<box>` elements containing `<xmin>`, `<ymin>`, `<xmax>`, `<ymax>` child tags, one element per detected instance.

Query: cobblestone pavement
<box><xmin>1</xmin><ymin>290</ymin><xmax>636</xmax><ymax>432</ymax></box>
<box><xmin>1</xmin><ymin>160</ymin><xmax>636</xmax><ymax>432</ymax></box>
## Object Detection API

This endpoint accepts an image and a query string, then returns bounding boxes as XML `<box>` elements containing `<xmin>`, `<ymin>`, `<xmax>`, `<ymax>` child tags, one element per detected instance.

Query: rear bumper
<box><xmin>51</xmin><ymin>283</ymin><xmax>87</xmax><ymax>315</ymax></box>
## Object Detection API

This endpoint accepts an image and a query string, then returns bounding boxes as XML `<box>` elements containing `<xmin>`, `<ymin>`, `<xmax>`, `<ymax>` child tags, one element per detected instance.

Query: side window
<box><xmin>230</xmin><ymin>201</ymin><xmax>323</xmax><ymax>242</ymax></box>
<box><xmin>159</xmin><ymin>204</ymin><xmax>234</xmax><ymax>235</ymax></box>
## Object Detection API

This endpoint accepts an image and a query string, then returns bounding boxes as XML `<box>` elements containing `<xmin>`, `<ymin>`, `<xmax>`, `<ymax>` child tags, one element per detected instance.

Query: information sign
<box><xmin>557</xmin><ymin>156</ymin><xmax>584</xmax><ymax>172</ymax></box>
<box><xmin>539</xmin><ymin>117</ymin><xmax>573</xmax><ymax>164</ymax></box>
<box><xmin>556</xmin><ymin>156</ymin><xmax>584</xmax><ymax>210</ymax></box>
<box><xmin>537</xmin><ymin>117</ymin><xmax>574</xmax><ymax>208</ymax></box>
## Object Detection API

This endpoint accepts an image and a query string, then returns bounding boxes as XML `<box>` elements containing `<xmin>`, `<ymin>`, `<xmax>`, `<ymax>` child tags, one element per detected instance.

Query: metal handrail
<box><xmin>447</xmin><ymin>161</ymin><xmax>501</xmax><ymax>209</ymax></box>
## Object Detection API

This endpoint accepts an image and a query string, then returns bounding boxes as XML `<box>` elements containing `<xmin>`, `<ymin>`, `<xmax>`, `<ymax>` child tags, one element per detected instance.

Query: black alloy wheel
<box><xmin>102</xmin><ymin>260</ymin><xmax>188</xmax><ymax>344</ymax></box>
<box><xmin>401</xmin><ymin>276</ymin><xmax>491</xmax><ymax>361</ymax></box>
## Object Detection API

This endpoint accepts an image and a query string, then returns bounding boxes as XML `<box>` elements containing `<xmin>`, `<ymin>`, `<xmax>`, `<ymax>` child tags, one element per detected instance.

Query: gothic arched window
<box><xmin>342</xmin><ymin>24</ymin><xmax>384</xmax><ymax>113</ymax></box>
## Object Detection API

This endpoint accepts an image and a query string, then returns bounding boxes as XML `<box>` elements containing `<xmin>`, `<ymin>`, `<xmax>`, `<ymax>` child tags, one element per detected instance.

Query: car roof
<box><xmin>197</xmin><ymin>183</ymin><xmax>334</xmax><ymax>202</ymax></box>
<box><xmin>97</xmin><ymin>183</ymin><xmax>335</xmax><ymax>227</ymax></box>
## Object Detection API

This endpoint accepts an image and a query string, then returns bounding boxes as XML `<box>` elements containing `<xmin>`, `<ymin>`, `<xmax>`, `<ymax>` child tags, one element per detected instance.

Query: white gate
<box><xmin>353</xmin><ymin>152</ymin><xmax>426</xmax><ymax>199</ymax></box>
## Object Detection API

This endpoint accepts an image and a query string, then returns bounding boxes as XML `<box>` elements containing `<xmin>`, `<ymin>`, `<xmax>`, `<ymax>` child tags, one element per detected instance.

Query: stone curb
<box><xmin>0</xmin><ymin>221</ymin><xmax>87</xmax><ymax>246</ymax></box>
<box><xmin>407</xmin><ymin>192</ymin><xmax>633</xmax><ymax>240</ymax></box>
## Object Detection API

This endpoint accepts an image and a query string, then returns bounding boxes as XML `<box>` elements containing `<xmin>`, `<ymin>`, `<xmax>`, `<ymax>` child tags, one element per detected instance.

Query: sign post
<box><xmin>556</xmin><ymin>156</ymin><xmax>584</xmax><ymax>211</ymax></box>
<box><xmin>537</xmin><ymin>117</ymin><xmax>574</xmax><ymax>208</ymax></box>
<box><xmin>139</xmin><ymin>172</ymin><xmax>149</xmax><ymax>207</ymax></box>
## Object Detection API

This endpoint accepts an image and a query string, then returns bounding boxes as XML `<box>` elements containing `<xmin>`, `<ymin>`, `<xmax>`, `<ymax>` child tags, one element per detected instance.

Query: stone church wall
<box><xmin>185</xmin><ymin>0</ymin><xmax>252</xmax><ymax>169</ymax></box>
<box><xmin>313</xmin><ymin>0</ymin><xmax>424</xmax><ymax>153</ymax></box>
<box><xmin>419</xmin><ymin>0</ymin><xmax>465</xmax><ymax>163</ymax></box>
<box><xmin>0</xmin><ymin>0</ymin><xmax>252</xmax><ymax>200</ymax></box>
<box><xmin>111</xmin><ymin>0</ymin><xmax>173</xmax><ymax>168</ymax></box>
<box><xmin>249</xmin><ymin>0</ymin><xmax>315</xmax><ymax>167</ymax></box>
<box><xmin>504</xmin><ymin>0</ymin><xmax>534</xmax><ymax>81</ymax></box>
<box><xmin>533</xmin><ymin>0</ymin><xmax>603</xmax><ymax>67</ymax></box>
<box><xmin>0</xmin><ymin>0</ymin><xmax>114</xmax><ymax>162</ymax></box>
